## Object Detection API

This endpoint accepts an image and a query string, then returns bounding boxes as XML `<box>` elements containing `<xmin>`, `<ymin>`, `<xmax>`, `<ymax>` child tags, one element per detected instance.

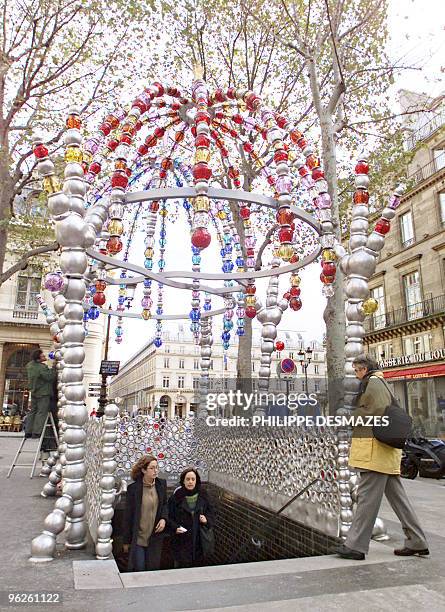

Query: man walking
<box><xmin>336</xmin><ymin>355</ymin><xmax>429</xmax><ymax>560</ymax></box>
<box><xmin>25</xmin><ymin>349</ymin><xmax>56</xmax><ymax>439</ymax></box>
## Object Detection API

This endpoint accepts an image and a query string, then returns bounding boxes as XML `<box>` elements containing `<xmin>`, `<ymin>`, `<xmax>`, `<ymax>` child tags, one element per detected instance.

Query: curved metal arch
<box><xmin>100</xmin><ymin>306</ymin><xmax>227</xmax><ymax>320</ymax></box>
<box><xmin>87</xmin><ymin>246</ymin><xmax>321</xmax><ymax>294</ymax></box>
<box><xmin>124</xmin><ymin>187</ymin><xmax>321</xmax><ymax>235</ymax></box>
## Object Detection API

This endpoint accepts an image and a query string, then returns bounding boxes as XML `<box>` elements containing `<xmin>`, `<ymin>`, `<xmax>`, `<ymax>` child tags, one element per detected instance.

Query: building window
<box><xmin>15</xmin><ymin>272</ymin><xmax>41</xmax><ymax>312</ymax></box>
<box><xmin>194</xmin><ymin>345</ymin><xmax>200</xmax><ymax>355</ymax></box>
<box><xmin>164</xmin><ymin>358</ymin><xmax>169</xmax><ymax>368</ymax></box>
<box><xmin>288</xmin><ymin>381</ymin><xmax>295</xmax><ymax>392</ymax></box>
<box><xmin>252</xmin><ymin>361</ymin><xmax>255</xmax><ymax>372</ymax></box>
<box><xmin>314</xmin><ymin>382</ymin><xmax>320</xmax><ymax>393</ymax></box>
<box><xmin>404</xmin><ymin>333</ymin><xmax>431</xmax><ymax>355</ymax></box>
<box><xmin>179</xmin><ymin>359</ymin><xmax>185</xmax><ymax>369</ymax></box>
<box><xmin>209</xmin><ymin>360</ymin><xmax>213</xmax><ymax>370</ymax></box>
<box><xmin>208</xmin><ymin>378</ymin><xmax>213</xmax><ymax>390</ymax></box>
<box><xmin>440</xmin><ymin>193</ymin><xmax>445</xmax><ymax>224</ymax></box>
<box><xmin>377</xmin><ymin>342</ymin><xmax>393</xmax><ymax>360</ymax></box>
<box><xmin>194</xmin><ymin>359</ymin><xmax>199</xmax><ymax>370</ymax></box>
<box><xmin>162</xmin><ymin>376</ymin><xmax>169</xmax><ymax>388</ymax></box>
<box><xmin>179</xmin><ymin>346</ymin><xmax>185</xmax><ymax>353</ymax></box>
<box><xmin>165</xmin><ymin>346</ymin><xmax>170</xmax><ymax>354</ymax></box>
<box><xmin>434</xmin><ymin>148</ymin><xmax>445</xmax><ymax>172</ymax></box>
<box><xmin>403</xmin><ymin>271</ymin><xmax>423</xmax><ymax>320</ymax></box>
<box><xmin>400</xmin><ymin>211</ymin><xmax>414</xmax><ymax>248</ymax></box>
<box><xmin>289</xmin><ymin>352</ymin><xmax>294</xmax><ymax>359</ymax></box>
<box><xmin>314</xmin><ymin>364</ymin><xmax>319</xmax><ymax>375</ymax></box>
<box><xmin>192</xmin><ymin>377</ymin><xmax>199</xmax><ymax>390</ymax></box>
<box><xmin>371</xmin><ymin>285</ymin><xmax>386</xmax><ymax>329</ymax></box>
<box><xmin>178</xmin><ymin>376</ymin><xmax>185</xmax><ymax>389</ymax></box>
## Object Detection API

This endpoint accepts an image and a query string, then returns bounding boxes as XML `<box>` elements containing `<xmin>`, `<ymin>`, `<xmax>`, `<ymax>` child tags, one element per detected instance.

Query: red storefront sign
<box><xmin>383</xmin><ymin>363</ymin><xmax>445</xmax><ymax>381</ymax></box>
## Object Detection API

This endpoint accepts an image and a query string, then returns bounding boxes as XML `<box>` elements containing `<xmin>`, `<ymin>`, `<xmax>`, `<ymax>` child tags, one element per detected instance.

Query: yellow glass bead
<box><xmin>43</xmin><ymin>176</ymin><xmax>61</xmax><ymax>194</ymax></box>
<box><xmin>291</xmin><ymin>274</ymin><xmax>301</xmax><ymax>287</ymax></box>
<box><xmin>65</xmin><ymin>147</ymin><xmax>83</xmax><ymax>163</ymax></box>
<box><xmin>119</xmin><ymin>289</ymin><xmax>126</xmax><ymax>296</ymax></box>
<box><xmin>108</xmin><ymin>220</ymin><xmax>124</xmax><ymax>235</ymax></box>
<box><xmin>126</xmin><ymin>115</ymin><xmax>137</xmax><ymax>126</ymax></box>
<box><xmin>237</xmin><ymin>266</ymin><xmax>244</xmax><ymax>272</ymax></box>
<box><xmin>288</xmin><ymin>150</ymin><xmax>297</xmax><ymax>162</ymax></box>
<box><xmin>266</xmin><ymin>119</ymin><xmax>274</xmax><ymax>129</ymax></box>
<box><xmin>238</xmin><ymin>102</ymin><xmax>247</xmax><ymax>112</ymax></box>
<box><xmin>194</xmin><ymin>196</ymin><xmax>209</xmax><ymax>212</ymax></box>
<box><xmin>246</xmin><ymin>295</ymin><xmax>256</xmax><ymax>306</ymax></box>
<box><xmin>141</xmin><ymin>309</ymin><xmax>151</xmax><ymax>320</ymax></box>
<box><xmin>217</xmin><ymin>210</ymin><xmax>227</xmax><ymax>220</ymax></box>
<box><xmin>322</xmin><ymin>249</ymin><xmax>336</xmax><ymax>262</ymax></box>
<box><xmin>82</xmin><ymin>151</ymin><xmax>93</xmax><ymax>165</ymax></box>
<box><xmin>244</xmin><ymin>220</ymin><xmax>251</xmax><ymax>228</ymax></box>
<box><xmin>361</xmin><ymin>298</ymin><xmax>379</xmax><ymax>316</ymax></box>
<box><xmin>273</xmin><ymin>140</ymin><xmax>284</xmax><ymax>150</ymax></box>
<box><xmin>255</xmin><ymin>159</ymin><xmax>265</xmax><ymax>170</ymax></box>
<box><xmin>159</xmin><ymin>209</ymin><xmax>168</xmax><ymax>217</ymax></box>
<box><xmin>195</xmin><ymin>149</ymin><xmax>210</xmax><ymax>163</ymax></box>
<box><xmin>279</xmin><ymin>244</ymin><xmax>294</xmax><ymax>261</ymax></box>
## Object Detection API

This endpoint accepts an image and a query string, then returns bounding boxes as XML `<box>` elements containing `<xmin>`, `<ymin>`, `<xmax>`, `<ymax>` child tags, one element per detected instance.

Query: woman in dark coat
<box><xmin>123</xmin><ymin>455</ymin><xmax>168</xmax><ymax>571</ymax></box>
<box><xmin>168</xmin><ymin>467</ymin><xmax>214</xmax><ymax>568</ymax></box>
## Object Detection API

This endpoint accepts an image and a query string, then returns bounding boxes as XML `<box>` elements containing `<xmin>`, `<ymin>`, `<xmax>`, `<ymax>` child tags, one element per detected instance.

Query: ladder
<box><xmin>6</xmin><ymin>412</ymin><xmax>59</xmax><ymax>479</ymax></box>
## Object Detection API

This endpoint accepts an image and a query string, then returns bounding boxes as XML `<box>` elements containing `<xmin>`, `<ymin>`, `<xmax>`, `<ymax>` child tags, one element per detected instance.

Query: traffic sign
<box><xmin>88</xmin><ymin>392</ymin><xmax>101</xmax><ymax>397</ymax></box>
<box><xmin>280</xmin><ymin>358</ymin><xmax>296</xmax><ymax>374</ymax></box>
<box><xmin>99</xmin><ymin>360</ymin><xmax>120</xmax><ymax>376</ymax></box>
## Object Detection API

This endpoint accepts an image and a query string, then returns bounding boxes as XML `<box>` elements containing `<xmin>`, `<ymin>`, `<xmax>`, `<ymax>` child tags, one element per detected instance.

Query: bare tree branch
<box><xmin>0</xmin><ymin>240</ymin><xmax>59</xmax><ymax>285</ymax></box>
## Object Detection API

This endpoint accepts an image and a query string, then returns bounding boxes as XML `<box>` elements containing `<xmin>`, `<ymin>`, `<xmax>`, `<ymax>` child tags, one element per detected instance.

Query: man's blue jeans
<box><xmin>134</xmin><ymin>545</ymin><xmax>150</xmax><ymax>572</ymax></box>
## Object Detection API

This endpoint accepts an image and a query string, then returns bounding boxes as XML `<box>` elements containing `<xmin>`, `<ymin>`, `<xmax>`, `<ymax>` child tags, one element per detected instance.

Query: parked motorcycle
<box><xmin>401</xmin><ymin>437</ymin><xmax>445</xmax><ymax>480</ymax></box>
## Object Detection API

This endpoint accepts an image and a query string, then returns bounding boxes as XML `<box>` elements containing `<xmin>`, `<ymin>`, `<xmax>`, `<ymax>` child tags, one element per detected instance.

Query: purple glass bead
<box><xmin>246</xmin><ymin>257</ymin><xmax>256</xmax><ymax>268</ymax></box>
<box><xmin>276</xmin><ymin>176</ymin><xmax>292</xmax><ymax>194</ymax></box>
<box><xmin>301</xmin><ymin>175</ymin><xmax>314</xmax><ymax>190</ymax></box>
<box><xmin>245</xmin><ymin>237</ymin><xmax>256</xmax><ymax>248</ymax></box>
<box><xmin>317</xmin><ymin>192</ymin><xmax>332</xmax><ymax>209</ymax></box>
<box><xmin>389</xmin><ymin>194</ymin><xmax>401</xmax><ymax>209</ymax></box>
<box><xmin>44</xmin><ymin>272</ymin><xmax>64</xmax><ymax>292</ymax></box>
<box><xmin>192</xmin><ymin>291</ymin><xmax>200</xmax><ymax>298</ymax></box>
<box><xmin>141</xmin><ymin>296</ymin><xmax>152</xmax><ymax>308</ymax></box>
<box><xmin>236</xmin><ymin>308</ymin><xmax>245</xmax><ymax>317</ymax></box>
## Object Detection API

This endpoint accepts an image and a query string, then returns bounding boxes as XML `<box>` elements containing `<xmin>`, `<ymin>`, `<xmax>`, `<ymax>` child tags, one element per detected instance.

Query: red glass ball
<box><xmin>195</xmin><ymin>134</ymin><xmax>210</xmax><ymax>148</ymax></box>
<box><xmin>274</xmin><ymin>150</ymin><xmax>288</xmax><ymax>163</ymax></box>
<box><xmin>151</xmin><ymin>201</ymin><xmax>159</xmax><ymax>212</ymax></box>
<box><xmin>95</xmin><ymin>280</ymin><xmax>106</xmax><ymax>292</ymax></box>
<box><xmin>354</xmin><ymin>190</ymin><xmax>369</xmax><ymax>204</ymax></box>
<box><xmin>33</xmin><ymin>144</ymin><xmax>49</xmax><ymax>159</ymax></box>
<box><xmin>132</xmin><ymin>99</ymin><xmax>147</xmax><ymax>113</ymax></box>
<box><xmin>275</xmin><ymin>341</ymin><xmax>285</xmax><ymax>351</ymax></box>
<box><xmin>289</xmin><ymin>254</ymin><xmax>299</xmax><ymax>264</ymax></box>
<box><xmin>107</xmin><ymin>236</ymin><xmax>123</xmax><ymax>254</ymax></box>
<box><xmin>290</xmin><ymin>287</ymin><xmax>301</xmax><ymax>297</ymax></box>
<box><xmin>276</xmin><ymin>209</ymin><xmax>294</xmax><ymax>225</ymax></box>
<box><xmin>375</xmin><ymin>218</ymin><xmax>390</xmax><ymax>235</ymax></box>
<box><xmin>191</xmin><ymin>227</ymin><xmax>211</xmax><ymax>249</ymax></box>
<box><xmin>320</xmin><ymin>273</ymin><xmax>335</xmax><ymax>284</ymax></box>
<box><xmin>154</xmin><ymin>127</ymin><xmax>165</xmax><ymax>138</ymax></box>
<box><xmin>355</xmin><ymin>160</ymin><xmax>369</xmax><ymax>174</ymax></box>
<box><xmin>322</xmin><ymin>262</ymin><xmax>336</xmax><ymax>276</ymax></box>
<box><xmin>298</xmin><ymin>166</ymin><xmax>309</xmax><ymax>177</ymax></box>
<box><xmin>245</xmin><ymin>306</ymin><xmax>257</xmax><ymax>319</ymax></box>
<box><xmin>232</xmin><ymin>114</ymin><xmax>243</xmax><ymax>125</ymax></box>
<box><xmin>195</xmin><ymin>111</ymin><xmax>210</xmax><ymax>125</ymax></box>
<box><xmin>93</xmin><ymin>292</ymin><xmax>106</xmax><ymax>306</ymax></box>
<box><xmin>289</xmin><ymin>297</ymin><xmax>302</xmax><ymax>311</ymax></box>
<box><xmin>192</xmin><ymin>163</ymin><xmax>212</xmax><ymax>181</ymax></box>
<box><xmin>99</xmin><ymin>123</ymin><xmax>111</xmax><ymax>136</ymax></box>
<box><xmin>283</xmin><ymin>291</ymin><xmax>291</xmax><ymax>300</ymax></box>
<box><xmin>246</xmin><ymin>285</ymin><xmax>256</xmax><ymax>295</ymax></box>
<box><xmin>107</xmin><ymin>139</ymin><xmax>119</xmax><ymax>151</ymax></box>
<box><xmin>111</xmin><ymin>173</ymin><xmax>128</xmax><ymax>189</ymax></box>
<box><xmin>278</xmin><ymin>228</ymin><xmax>293</xmax><ymax>242</ymax></box>
<box><xmin>246</xmin><ymin>248</ymin><xmax>255</xmax><ymax>257</ymax></box>
<box><xmin>312</xmin><ymin>167</ymin><xmax>325</xmax><ymax>181</ymax></box>
<box><xmin>240</xmin><ymin>207</ymin><xmax>250</xmax><ymax>220</ymax></box>
<box><xmin>290</xmin><ymin>130</ymin><xmax>303</xmax><ymax>144</ymax></box>
<box><xmin>89</xmin><ymin>162</ymin><xmax>101</xmax><ymax>175</ymax></box>
<box><xmin>276</xmin><ymin>115</ymin><xmax>287</xmax><ymax>129</ymax></box>
<box><xmin>243</xmin><ymin>142</ymin><xmax>254</xmax><ymax>154</ymax></box>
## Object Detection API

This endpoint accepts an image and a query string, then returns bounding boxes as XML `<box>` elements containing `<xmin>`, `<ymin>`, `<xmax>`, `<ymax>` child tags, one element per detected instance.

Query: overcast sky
<box><xmin>107</xmin><ymin>0</ymin><xmax>444</xmax><ymax>364</ymax></box>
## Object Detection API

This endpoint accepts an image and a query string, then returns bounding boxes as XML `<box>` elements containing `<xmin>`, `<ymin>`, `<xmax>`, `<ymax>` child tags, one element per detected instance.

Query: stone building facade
<box><xmin>0</xmin><ymin>252</ymin><xmax>105</xmax><ymax>415</ymax></box>
<box><xmin>364</xmin><ymin>93</ymin><xmax>445</xmax><ymax>437</ymax></box>
<box><xmin>109</xmin><ymin>323</ymin><xmax>327</xmax><ymax>418</ymax></box>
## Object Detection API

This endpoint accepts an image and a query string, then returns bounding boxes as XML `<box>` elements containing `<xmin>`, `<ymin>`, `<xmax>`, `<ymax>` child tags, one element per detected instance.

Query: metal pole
<box><xmin>97</xmin><ymin>306</ymin><xmax>112</xmax><ymax>417</ymax></box>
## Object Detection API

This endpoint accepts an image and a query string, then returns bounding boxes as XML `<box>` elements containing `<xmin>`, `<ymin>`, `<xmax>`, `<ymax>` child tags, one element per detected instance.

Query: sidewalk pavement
<box><xmin>1</xmin><ymin>435</ymin><xmax>444</xmax><ymax>612</ymax></box>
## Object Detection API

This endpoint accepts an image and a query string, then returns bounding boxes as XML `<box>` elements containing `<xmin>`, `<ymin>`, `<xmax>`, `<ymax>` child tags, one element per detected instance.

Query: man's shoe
<box><xmin>394</xmin><ymin>547</ymin><xmax>429</xmax><ymax>556</ymax></box>
<box><xmin>334</xmin><ymin>545</ymin><xmax>365</xmax><ymax>560</ymax></box>
<box><xmin>24</xmin><ymin>433</ymin><xmax>32</xmax><ymax>439</ymax></box>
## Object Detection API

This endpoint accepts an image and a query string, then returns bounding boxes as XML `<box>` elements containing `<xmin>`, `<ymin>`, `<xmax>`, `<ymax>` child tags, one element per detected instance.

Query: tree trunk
<box><xmin>0</xmin><ymin>160</ymin><xmax>13</xmax><ymax>278</ymax></box>
<box><xmin>319</xmin><ymin>112</ymin><xmax>346</xmax><ymax>414</ymax></box>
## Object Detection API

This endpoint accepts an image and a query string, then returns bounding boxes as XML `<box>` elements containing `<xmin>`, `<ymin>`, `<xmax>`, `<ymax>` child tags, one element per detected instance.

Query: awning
<box><xmin>383</xmin><ymin>363</ymin><xmax>445</xmax><ymax>380</ymax></box>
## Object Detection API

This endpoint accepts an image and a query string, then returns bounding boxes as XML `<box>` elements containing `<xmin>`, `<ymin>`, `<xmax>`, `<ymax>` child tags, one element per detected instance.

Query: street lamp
<box><xmin>97</xmin><ymin>305</ymin><xmax>113</xmax><ymax>417</ymax></box>
<box><xmin>298</xmin><ymin>346</ymin><xmax>313</xmax><ymax>393</ymax></box>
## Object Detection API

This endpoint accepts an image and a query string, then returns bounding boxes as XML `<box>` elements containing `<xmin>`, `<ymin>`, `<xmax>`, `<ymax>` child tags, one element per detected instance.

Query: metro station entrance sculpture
<box><xmin>29</xmin><ymin>67</ymin><xmax>402</xmax><ymax>561</ymax></box>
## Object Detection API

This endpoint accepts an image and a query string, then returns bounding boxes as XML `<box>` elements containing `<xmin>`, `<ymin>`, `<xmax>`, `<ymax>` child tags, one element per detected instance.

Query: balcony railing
<box><xmin>407</xmin><ymin>150</ymin><xmax>445</xmax><ymax>185</ymax></box>
<box><xmin>406</xmin><ymin>107</ymin><xmax>445</xmax><ymax>150</ymax></box>
<box><xmin>365</xmin><ymin>294</ymin><xmax>445</xmax><ymax>333</ymax></box>
<box><xmin>12</xmin><ymin>309</ymin><xmax>39</xmax><ymax>320</ymax></box>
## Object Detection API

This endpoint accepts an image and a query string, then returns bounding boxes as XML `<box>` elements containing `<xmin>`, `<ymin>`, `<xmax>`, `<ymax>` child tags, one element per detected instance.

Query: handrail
<box><xmin>228</xmin><ymin>477</ymin><xmax>320</xmax><ymax>563</ymax></box>
<box><xmin>406</xmin><ymin>151</ymin><xmax>445</xmax><ymax>184</ymax></box>
<box><xmin>365</xmin><ymin>294</ymin><xmax>445</xmax><ymax>333</ymax></box>
<box><xmin>406</xmin><ymin>107</ymin><xmax>445</xmax><ymax>150</ymax></box>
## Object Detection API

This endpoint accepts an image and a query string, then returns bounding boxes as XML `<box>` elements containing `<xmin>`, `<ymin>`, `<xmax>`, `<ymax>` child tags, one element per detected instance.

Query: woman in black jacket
<box><xmin>123</xmin><ymin>455</ymin><xmax>168</xmax><ymax>571</ymax></box>
<box><xmin>168</xmin><ymin>467</ymin><xmax>214</xmax><ymax>568</ymax></box>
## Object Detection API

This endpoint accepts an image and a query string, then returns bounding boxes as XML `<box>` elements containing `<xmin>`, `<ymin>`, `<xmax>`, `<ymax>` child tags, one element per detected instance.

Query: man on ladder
<box><xmin>25</xmin><ymin>349</ymin><xmax>56</xmax><ymax>439</ymax></box>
